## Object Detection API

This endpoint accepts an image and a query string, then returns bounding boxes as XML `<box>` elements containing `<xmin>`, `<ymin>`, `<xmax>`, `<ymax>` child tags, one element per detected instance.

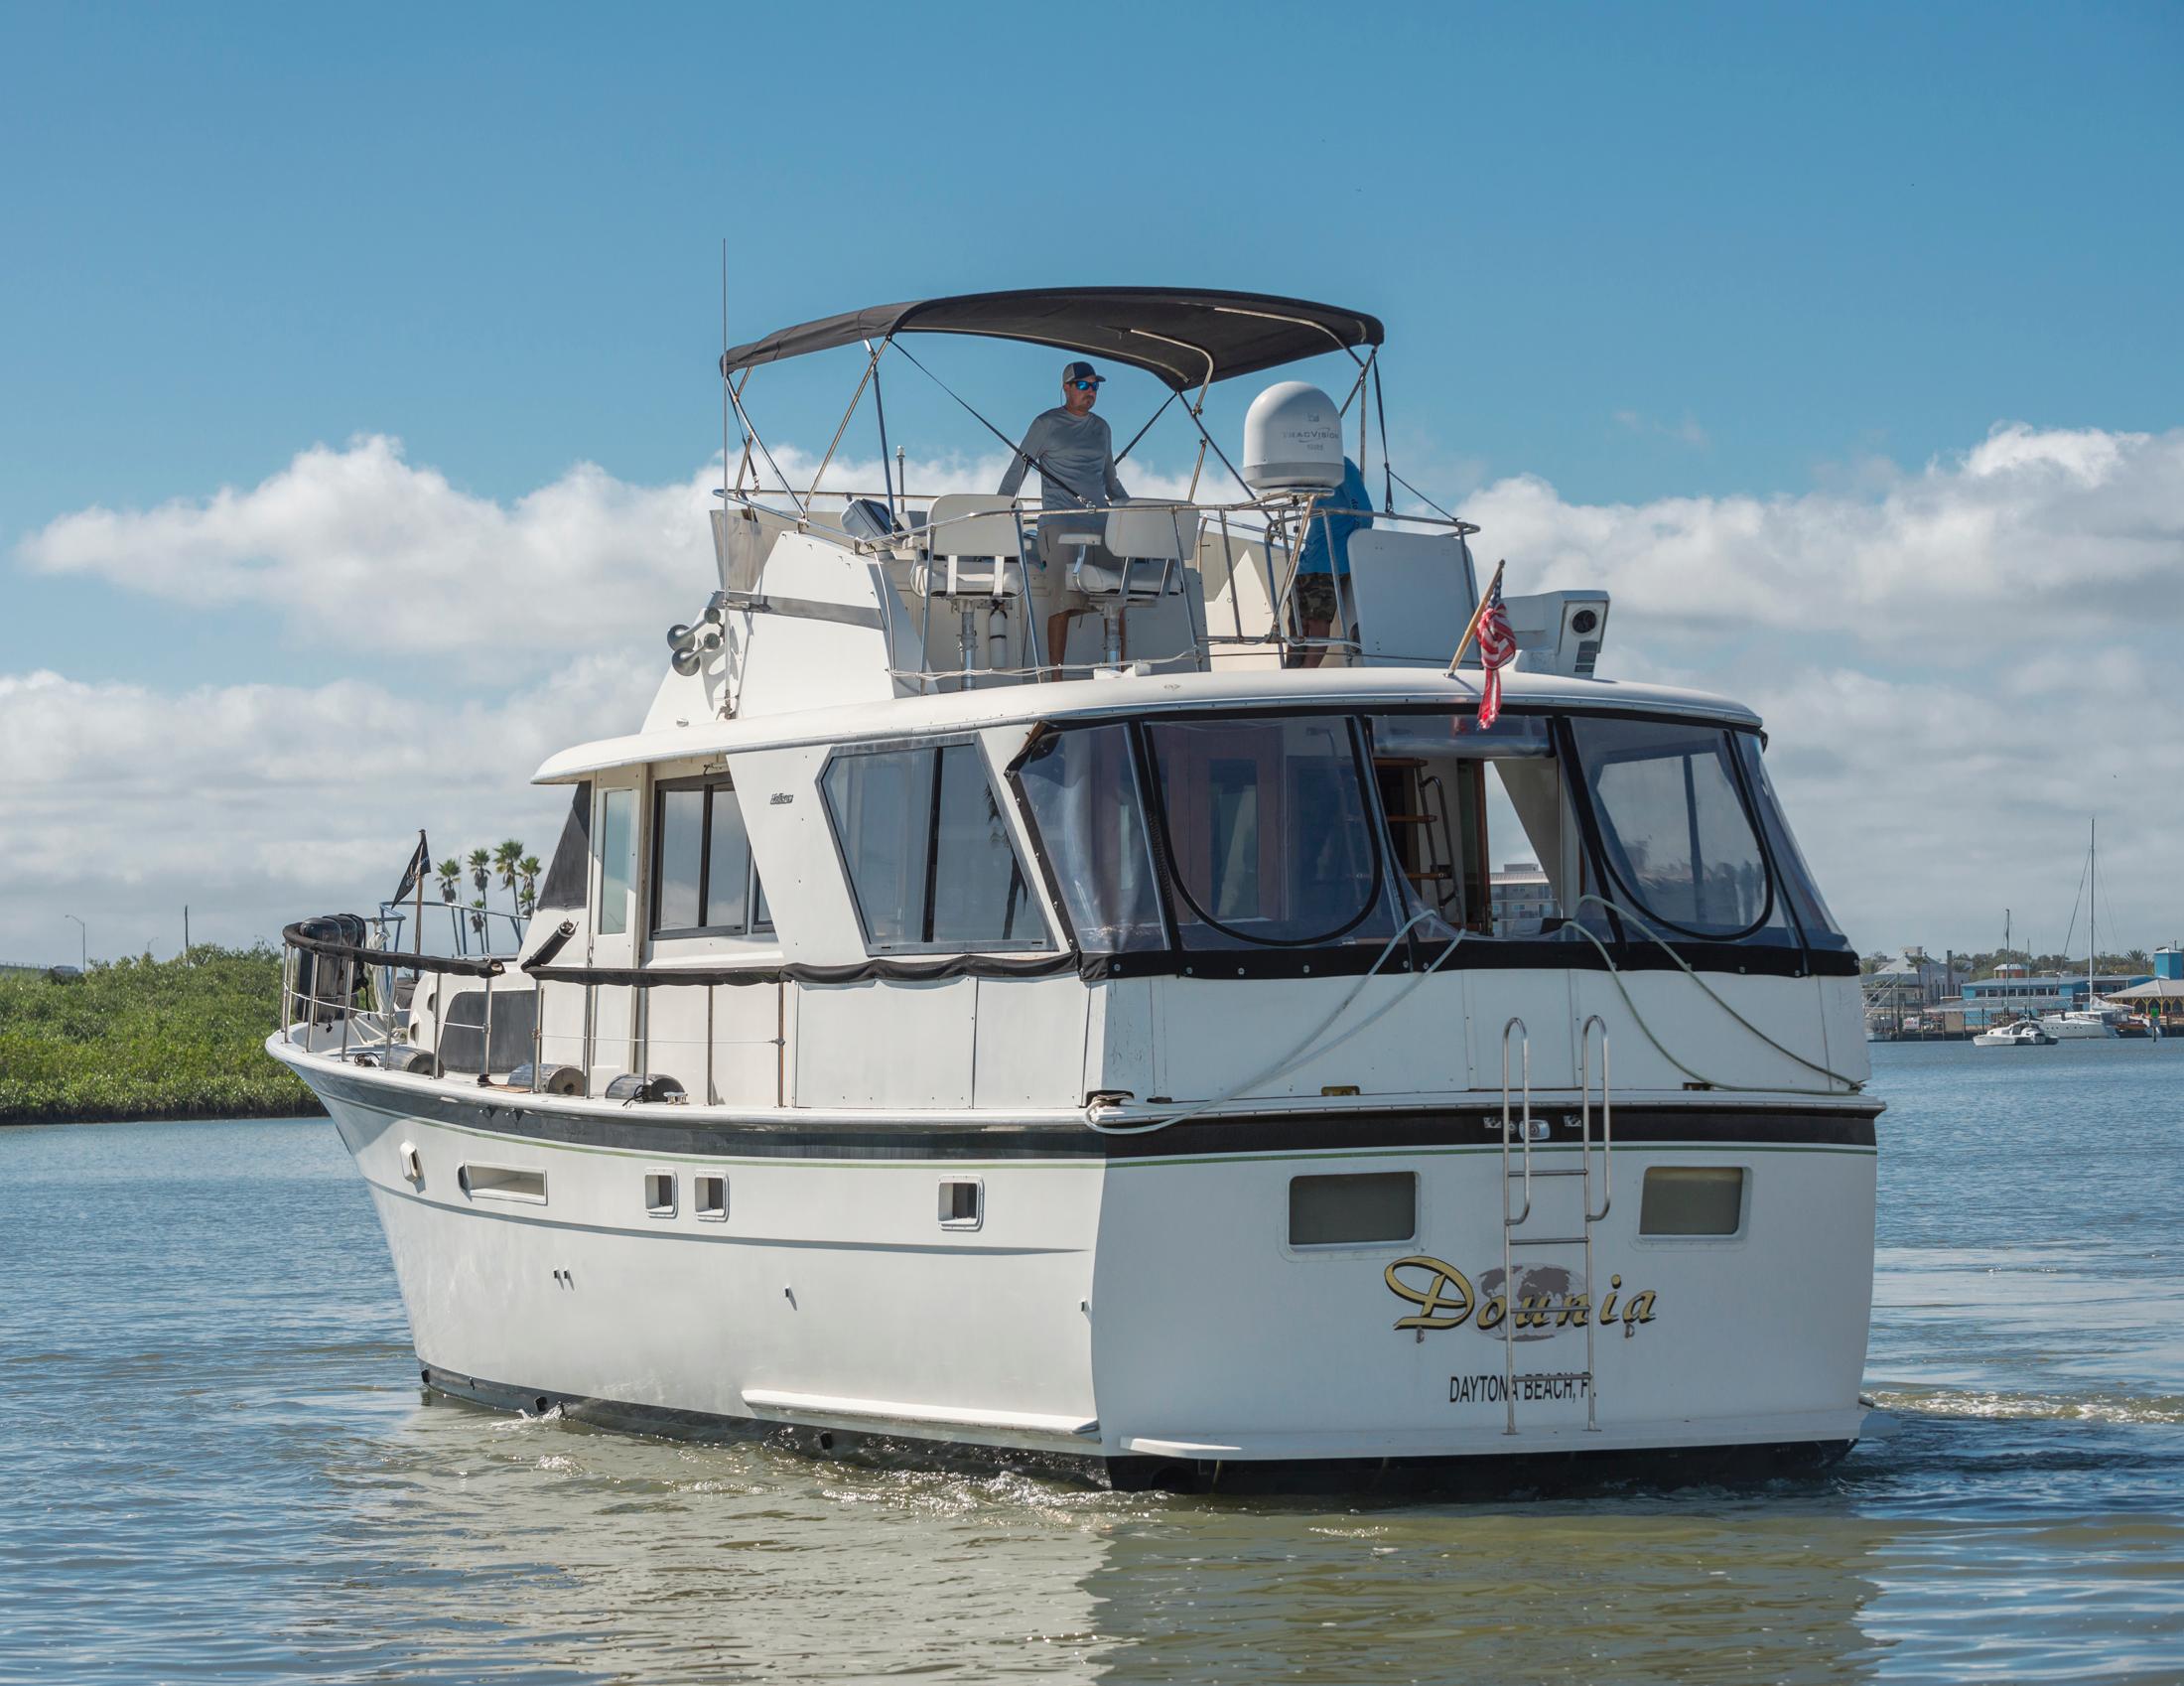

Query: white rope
<box><xmin>1087</xmin><ymin>912</ymin><xmax>1464</xmax><ymax>1136</ymax></box>
<box><xmin>1562</xmin><ymin>894</ymin><xmax>1864</xmax><ymax>1095</ymax></box>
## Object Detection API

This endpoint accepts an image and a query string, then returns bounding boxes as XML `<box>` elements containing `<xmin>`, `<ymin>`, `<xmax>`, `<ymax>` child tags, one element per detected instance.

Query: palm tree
<box><xmin>436</xmin><ymin>859</ymin><xmax>462</xmax><ymax>904</ymax></box>
<box><xmin>517</xmin><ymin>855</ymin><xmax>543</xmax><ymax>917</ymax></box>
<box><xmin>469</xmin><ymin>897</ymin><xmax>487</xmax><ymax>942</ymax></box>
<box><xmin>493</xmin><ymin>839</ymin><xmax>525</xmax><ymax>920</ymax></box>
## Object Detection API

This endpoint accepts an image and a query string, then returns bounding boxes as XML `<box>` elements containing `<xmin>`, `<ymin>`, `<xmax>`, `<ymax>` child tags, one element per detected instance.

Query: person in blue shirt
<box><xmin>1292</xmin><ymin>456</ymin><xmax>1373</xmax><ymax>666</ymax></box>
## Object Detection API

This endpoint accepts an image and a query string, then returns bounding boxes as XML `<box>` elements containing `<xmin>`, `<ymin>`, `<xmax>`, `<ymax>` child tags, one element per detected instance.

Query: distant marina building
<box><xmin>1489</xmin><ymin>861</ymin><xmax>1560</xmax><ymax>935</ymax></box>
<box><xmin>1962</xmin><ymin>971</ymin><xmax>2154</xmax><ymax>1028</ymax></box>
<box><xmin>1865</xmin><ymin>950</ymin><xmax>1965</xmax><ymax>1011</ymax></box>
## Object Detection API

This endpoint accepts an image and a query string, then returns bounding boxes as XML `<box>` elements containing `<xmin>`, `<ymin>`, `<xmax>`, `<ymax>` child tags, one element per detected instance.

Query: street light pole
<box><xmin>64</xmin><ymin>913</ymin><xmax>86</xmax><ymax>969</ymax></box>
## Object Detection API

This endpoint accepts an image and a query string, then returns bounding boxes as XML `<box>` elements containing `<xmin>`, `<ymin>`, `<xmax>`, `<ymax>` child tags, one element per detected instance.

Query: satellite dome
<box><xmin>1242</xmin><ymin>381</ymin><xmax>1344</xmax><ymax>494</ymax></box>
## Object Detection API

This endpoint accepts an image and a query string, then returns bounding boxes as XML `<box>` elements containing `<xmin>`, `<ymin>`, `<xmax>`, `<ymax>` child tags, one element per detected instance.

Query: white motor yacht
<box><xmin>268</xmin><ymin>287</ymin><xmax>1877</xmax><ymax>1492</ymax></box>
<box><xmin>2039</xmin><ymin>1011</ymin><xmax>2118</xmax><ymax>1040</ymax></box>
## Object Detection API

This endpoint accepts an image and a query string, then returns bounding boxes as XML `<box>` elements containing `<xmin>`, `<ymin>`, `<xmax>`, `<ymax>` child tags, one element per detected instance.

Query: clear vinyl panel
<box><xmin>1142</xmin><ymin>716</ymin><xmax>1399</xmax><ymax>950</ymax></box>
<box><xmin>1567</xmin><ymin>715</ymin><xmax>1797</xmax><ymax>946</ymax></box>
<box><xmin>1014</xmin><ymin>724</ymin><xmax>1165</xmax><ymax>954</ymax></box>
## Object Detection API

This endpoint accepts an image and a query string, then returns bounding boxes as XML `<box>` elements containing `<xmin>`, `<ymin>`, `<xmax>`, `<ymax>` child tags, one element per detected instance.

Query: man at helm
<box><xmin>998</xmin><ymin>360</ymin><xmax>1129</xmax><ymax>673</ymax></box>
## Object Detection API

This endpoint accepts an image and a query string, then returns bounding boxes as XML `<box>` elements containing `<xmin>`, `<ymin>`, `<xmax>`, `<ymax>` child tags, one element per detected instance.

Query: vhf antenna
<box><xmin>734</xmin><ymin>239</ymin><xmax>743</xmax><ymax>506</ymax></box>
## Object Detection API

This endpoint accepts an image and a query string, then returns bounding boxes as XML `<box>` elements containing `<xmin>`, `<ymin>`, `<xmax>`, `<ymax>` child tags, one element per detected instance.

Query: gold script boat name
<box><xmin>1384</xmin><ymin>1255</ymin><xmax>1658</xmax><ymax>1335</ymax></box>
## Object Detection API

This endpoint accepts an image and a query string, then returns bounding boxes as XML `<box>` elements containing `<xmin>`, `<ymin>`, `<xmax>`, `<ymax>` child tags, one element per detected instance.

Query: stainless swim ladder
<box><xmin>1498</xmin><ymin>1015</ymin><xmax>1614</xmax><ymax>1435</ymax></box>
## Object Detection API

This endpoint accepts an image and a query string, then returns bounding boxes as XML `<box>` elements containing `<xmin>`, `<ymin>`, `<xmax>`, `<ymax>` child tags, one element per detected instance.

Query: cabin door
<box><xmin>588</xmin><ymin>777</ymin><xmax>640</xmax><ymax>1085</ymax></box>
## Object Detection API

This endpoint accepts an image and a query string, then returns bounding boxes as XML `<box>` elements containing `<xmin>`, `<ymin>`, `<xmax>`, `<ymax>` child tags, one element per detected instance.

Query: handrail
<box><xmin>1498</xmin><ymin>1013</ymin><xmax>1530</xmax><ymax>1438</ymax></box>
<box><xmin>1578</xmin><ymin>1013</ymin><xmax>1611</xmax><ymax>1434</ymax></box>
<box><xmin>1580</xmin><ymin>1014</ymin><xmax>1612</xmax><ymax>1223</ymax></box>
<box><xmin>281</xmin><ymin>920</ymin><xmax>503</xmax><ymax>978</ymax></box>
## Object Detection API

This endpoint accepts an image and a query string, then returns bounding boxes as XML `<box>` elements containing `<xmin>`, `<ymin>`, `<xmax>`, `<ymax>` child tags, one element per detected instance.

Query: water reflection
<box><xmin>304</xmin><ymin>1393</ymin><xmax>1914</xmax><ymax>1684</ymax></box>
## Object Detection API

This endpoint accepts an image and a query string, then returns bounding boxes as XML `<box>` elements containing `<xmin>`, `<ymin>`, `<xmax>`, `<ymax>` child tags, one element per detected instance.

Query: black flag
<box><xmin>393</xmin><ymin>832</ymin><xmax>431</xmax><ymax>903</ymax></box>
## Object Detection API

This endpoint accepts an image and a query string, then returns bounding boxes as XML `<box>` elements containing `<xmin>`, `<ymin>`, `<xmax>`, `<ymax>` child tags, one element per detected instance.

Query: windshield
<box><xmin>1012</xmin><ymin>708</ymin><xmax>1845</xmax><ymax>966</ymax></box>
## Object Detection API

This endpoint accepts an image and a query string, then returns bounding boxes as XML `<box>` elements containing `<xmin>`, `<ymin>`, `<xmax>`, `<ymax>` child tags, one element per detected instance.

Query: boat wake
<box><xmin>1869</xmin><ymin>1385</ymin><xmax>2184</xmax><ymax>1426</ymax></box>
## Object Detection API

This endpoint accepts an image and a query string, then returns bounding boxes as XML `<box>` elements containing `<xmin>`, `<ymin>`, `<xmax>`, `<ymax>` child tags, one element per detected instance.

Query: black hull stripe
<box><xmin>421</xmin><ymin>1367</ymin><xmax>1853</xmax><ymax>1495</ymax></box>
<box><xmin>306</xmin><ymin>1062</ymin><xmax>1875</xmax><ymax>1162</ymax></box>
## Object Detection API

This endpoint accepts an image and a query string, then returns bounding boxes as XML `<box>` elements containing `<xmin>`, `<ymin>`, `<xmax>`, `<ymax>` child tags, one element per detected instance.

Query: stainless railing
<box><xmin>278</xmin><ymin>918</ymin><xmax>784</xmax><ymax>1108</ymax></box>
<box><xmin>716</xmin><ymin>485</ymin><xmax>1480</xmax><ymax>686</ymax></box>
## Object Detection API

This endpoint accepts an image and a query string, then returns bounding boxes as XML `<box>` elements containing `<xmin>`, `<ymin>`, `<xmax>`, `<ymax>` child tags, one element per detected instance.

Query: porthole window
<box><xmin>695</xmin><ymin>1174</ymin><xmax>728</xmax><ymax>1221</ymax></box>
<box><xmin>643</xmin><ymin>1170</ymin><xmax>676</xmax><ymax>1218</ymax></box>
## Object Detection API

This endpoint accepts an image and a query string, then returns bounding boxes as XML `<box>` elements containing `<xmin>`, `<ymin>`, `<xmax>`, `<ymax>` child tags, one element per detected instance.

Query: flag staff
<box><xmin>413</xmin><ymin>829</ymin><xmax>428</xmax><ymax>975</ymax></box>
<box><xmin>1445</xmin><ymin>559</ymin><xmax>1508</xmax><ymax>676</ymax></box>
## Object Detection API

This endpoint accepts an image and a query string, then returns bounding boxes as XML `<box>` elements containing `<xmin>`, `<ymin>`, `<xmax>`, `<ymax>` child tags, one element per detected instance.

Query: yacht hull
<box><xmin>284</xmin><ymin>1044</ymin><xmax>1876</xmax><ymax>1490</ymax></box>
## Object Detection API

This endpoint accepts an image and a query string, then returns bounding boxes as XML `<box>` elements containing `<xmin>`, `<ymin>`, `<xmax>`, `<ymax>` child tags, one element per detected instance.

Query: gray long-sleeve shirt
<box><xmin>996</xmin><ymin>407</ymin><xmax>1128</xmax><ymax>510</ymax></box>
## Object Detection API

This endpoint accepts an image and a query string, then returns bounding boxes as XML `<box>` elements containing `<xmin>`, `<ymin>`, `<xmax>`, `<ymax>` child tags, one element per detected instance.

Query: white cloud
<box><xmin>0</xmin><ymin>659</ymin><xmax>653</xmax><ymax>959</ymax></box>
<box><xmin>10</xmin><ymin>433</ymin><xmax>1252</xmax><ymax>669</ymax></box>
<box><xmin>1471</xmin><ymin>423</ymin><xmax>2184</xmax><ymax>642</ymax></box>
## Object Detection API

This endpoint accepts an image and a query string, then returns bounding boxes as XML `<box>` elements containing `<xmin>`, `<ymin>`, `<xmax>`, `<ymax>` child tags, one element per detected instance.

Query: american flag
<box><xmin>1474</xmin><ymin>579</ymin><xmax>1517</xmax><ymax>729</ymax></box>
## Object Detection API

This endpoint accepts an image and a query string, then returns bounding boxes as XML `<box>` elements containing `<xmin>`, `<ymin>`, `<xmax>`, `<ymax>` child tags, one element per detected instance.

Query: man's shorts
<box><xmin>1295</xmin><ymin>571</ymin><xmax>1340</xmax><ymax>624</ymax></box>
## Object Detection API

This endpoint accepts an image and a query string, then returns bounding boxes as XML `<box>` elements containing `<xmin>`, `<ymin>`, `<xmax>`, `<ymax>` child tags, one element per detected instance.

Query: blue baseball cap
<box><xmin>1062</xmin><ymin>360</ymin><xmax>1105</xmax><ymax>385</ymax></box>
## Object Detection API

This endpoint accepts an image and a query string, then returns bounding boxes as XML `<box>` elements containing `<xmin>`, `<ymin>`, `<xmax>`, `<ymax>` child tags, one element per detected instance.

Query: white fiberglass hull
<box><xmin>2040</xmin><ymin>1014</ymin><xmax>2117</xmax><ymax>1040</ymax></box>
<box><xmin>283</xmin><ymin>1043</ymin><xmax>1876</xmax><ymax>1487</ymax></box>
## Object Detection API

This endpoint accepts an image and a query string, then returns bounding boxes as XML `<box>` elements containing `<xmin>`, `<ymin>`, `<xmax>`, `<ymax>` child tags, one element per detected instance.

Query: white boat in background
<box><xmin>266</xmin><ymin>286</ymin><xmax>1878</xmax><ymax>1493</ymax></box>
<box><xmin>2039</xmin><ymin>1011</ymin><xmax>2117</xmax><ymax>1041</ymax></box>
<box><xmin>1973</xmin><ymin>1020</ymin><xmax>2055</xmax><ymax>1048</ymax></box>
<box><xmin>2040</xmin><ymin>825</ymin><xmax>2124</xmax><ymax>1044</ymax></box>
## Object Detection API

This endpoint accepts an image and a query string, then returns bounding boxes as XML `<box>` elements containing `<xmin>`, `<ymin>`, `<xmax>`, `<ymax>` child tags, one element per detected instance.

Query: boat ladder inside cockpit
<box><xmin>1498</xmin><ymin>1015</ymin><xmax>1612</xmax><ymax>1436</ymax></box>
<box><xmin>1372</xmin><ymin>753</ymin><xmax>1460</xmax><ymax>914</ymax></box>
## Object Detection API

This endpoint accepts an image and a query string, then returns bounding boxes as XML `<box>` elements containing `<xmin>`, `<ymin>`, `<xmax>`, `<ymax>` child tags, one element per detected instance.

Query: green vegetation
<box><xmin>0</xmin><ymin>946</ymin><xmax>320</xmax><ymax>1125</ymax></box>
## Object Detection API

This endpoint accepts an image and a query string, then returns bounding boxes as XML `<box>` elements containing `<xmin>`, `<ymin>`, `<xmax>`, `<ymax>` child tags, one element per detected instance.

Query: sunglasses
<box><xmin>1069</xmin><ymin>379</ymin><xmax>1100</xmax><ymax>392</ymax></box>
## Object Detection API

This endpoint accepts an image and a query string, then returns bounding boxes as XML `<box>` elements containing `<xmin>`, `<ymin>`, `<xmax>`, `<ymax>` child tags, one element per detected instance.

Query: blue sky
<box><xmin>2</xmin><ymin>3</ymin><xmax>2180</xmax><ymax>960</ymax></box>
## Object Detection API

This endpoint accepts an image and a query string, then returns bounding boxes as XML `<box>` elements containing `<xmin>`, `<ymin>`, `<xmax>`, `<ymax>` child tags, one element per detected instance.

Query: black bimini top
<box><xmin>719</xmin><ymin>287</ymin><xmax>1384</xmax><ymax>391</ymax></box>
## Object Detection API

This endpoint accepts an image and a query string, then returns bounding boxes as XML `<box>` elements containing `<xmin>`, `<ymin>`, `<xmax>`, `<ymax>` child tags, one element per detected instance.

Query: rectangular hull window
<box><xmin>695</xmin><ymin>1175</ymin><xmax>728</xmax><ymax>1221</ymax></box>
<box><xmin>644</xmin><ymin>1171</ymin><xmax>676</xmax><ymax>1217</ymax></box>
<box><xmin>460</xmin><ymin>1164</ymin><xmax>547</xmax><ymax>1204</ymax></box>
<box><xmin>1290</xmin><ymin>1172</ymin><xmax>1416</xmax><ymax>1246</ymax></box>
<box><xmin>1639</xmin><ymin>1167</ymin><xmax>1745</xmax><ymax>1235</ymax></box>
<box><xmin>938</xmin><ymin>1178</ymin><xmax>983</xmax><ymax>1229</ymax></box>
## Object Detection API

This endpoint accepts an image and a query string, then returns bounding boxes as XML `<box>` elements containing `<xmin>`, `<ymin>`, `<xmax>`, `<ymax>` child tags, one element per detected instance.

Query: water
<box><xmin>2</xmin><ymin>1041</ymin><xmax>2181</xmax><ymax>1684</ymax></box>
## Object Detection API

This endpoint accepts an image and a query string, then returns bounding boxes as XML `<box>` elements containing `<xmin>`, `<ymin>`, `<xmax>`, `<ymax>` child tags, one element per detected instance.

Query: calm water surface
<box><xmin>3</xmin><ymin>1041</ymin><xmax>2181</xmax><ymax>1683</ymax></box>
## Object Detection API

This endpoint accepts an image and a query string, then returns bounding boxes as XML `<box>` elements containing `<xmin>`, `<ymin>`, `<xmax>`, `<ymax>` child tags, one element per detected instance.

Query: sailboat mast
<box><xmin>2089</xmin><ymin>817</ymin><xmax>2097</xmax><ymax>1004</ymax></box>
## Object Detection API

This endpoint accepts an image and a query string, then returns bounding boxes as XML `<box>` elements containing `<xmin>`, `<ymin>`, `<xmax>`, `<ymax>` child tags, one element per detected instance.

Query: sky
<box><xmin>2</xmin><ymin>1</ymin><xmax>2179</xmax><ymax>965</ymax></box>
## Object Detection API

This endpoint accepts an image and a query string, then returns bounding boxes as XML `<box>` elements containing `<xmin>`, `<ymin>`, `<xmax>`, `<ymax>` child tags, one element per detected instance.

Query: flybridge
<box><xmin>696</xmin><ymin>285</ymin><xmax>1609</xmax><ymax>703</ymax></box>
